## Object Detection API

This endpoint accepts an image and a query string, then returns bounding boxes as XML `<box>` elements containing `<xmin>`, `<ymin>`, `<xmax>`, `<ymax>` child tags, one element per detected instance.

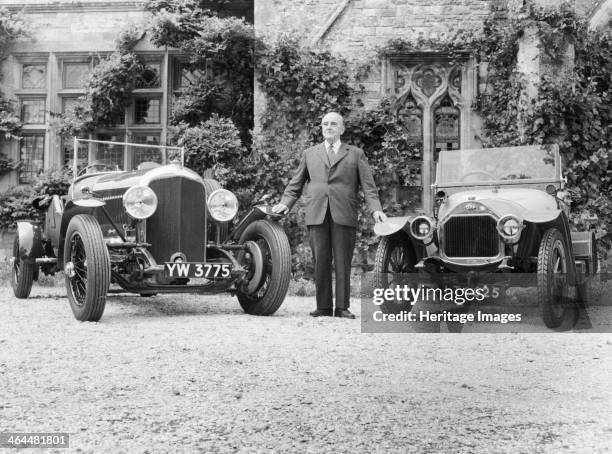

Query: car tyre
<box><xmin>537</xmin><ymin>228</ymin><xmax>576</xmax><ymax>329</ymax></box>
<box><xmin>373</xmin><ymin>231</ymin><xmax>417</xmax><ymax>313</ymax></box>
<box><xmin>236</xmin><ymin>220</ymin><xmax>291</xmax><ymax>315</ymax></box>
<box><xmin>202</xmin><ymin>178</ymin><xmax>228</xmax><ymax>242</ymax></box>
<box><xmin>11</xmin><ymin>236</ymin><xmax>35</xmax><ymax>298</ymax></box>
<box><xmin>64</xmin><ymin>215</ymin><xmax>111</xmax><ymax>322</ymax></box>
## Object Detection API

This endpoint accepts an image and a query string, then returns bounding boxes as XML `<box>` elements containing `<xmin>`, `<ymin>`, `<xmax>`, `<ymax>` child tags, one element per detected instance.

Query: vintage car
<box><xmin>373</xmin><ymin>145</ymin><xmax>597</xmax><ymax>329</ymax></box>
<box><xmin>10</xmin><ymin>138</ymin><xmax>291</xmax><ymax>322</ymax></box>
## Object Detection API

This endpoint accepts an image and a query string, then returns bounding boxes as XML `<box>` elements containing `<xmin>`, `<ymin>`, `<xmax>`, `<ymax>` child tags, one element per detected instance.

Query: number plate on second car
<box><xmin>164</xmin><ymin>262</ymin><xmax>232</xmax><ymax>278</ymax></box>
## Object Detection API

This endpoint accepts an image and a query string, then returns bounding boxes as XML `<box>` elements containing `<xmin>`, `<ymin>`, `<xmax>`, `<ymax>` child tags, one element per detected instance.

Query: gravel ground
<box><xmin>1</xmin><ymin>285</ymin><xmax>611</xmax><ymax>454</ymax></box>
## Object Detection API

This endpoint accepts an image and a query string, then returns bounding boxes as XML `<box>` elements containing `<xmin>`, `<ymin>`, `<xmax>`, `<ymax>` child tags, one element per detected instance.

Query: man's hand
<box><xmin>372</xmin><ymin>211</ymin><xmax>387</xmax><ymax>223</ymax></box>
<box><xmin>272</xmin><ymin>203</ymin><xmax>289</xmax><ymax>215</ymax></box>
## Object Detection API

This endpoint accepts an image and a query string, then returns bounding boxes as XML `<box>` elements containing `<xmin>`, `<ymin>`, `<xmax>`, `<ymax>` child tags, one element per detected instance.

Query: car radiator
<box><xmin>147</xmin><ymin>177</ymin><xmax>207</xmax><ymax>264</ymax></box>
<box><xmin>442</xmin><ymin>215</ymin><xmax>499</xmax><ymax>258</ymax></box>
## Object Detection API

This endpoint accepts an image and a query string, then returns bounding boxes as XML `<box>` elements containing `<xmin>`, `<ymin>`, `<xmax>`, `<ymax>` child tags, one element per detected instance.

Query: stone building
<box><xmin>0</xmin><ymin>0</ymin><xmax>251</xmax><ymax>192</ymax></box>
<box><xmin>255</xmin><ymin>0</ymin><xmax>608</xmax><ymax>211</ymax></box>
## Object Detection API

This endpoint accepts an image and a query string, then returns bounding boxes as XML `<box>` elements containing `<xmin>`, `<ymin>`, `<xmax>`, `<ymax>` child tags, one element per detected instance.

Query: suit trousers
<box><xmin>308</xmin><ymin>207</ymin><xmax>357</xmax><ymax>310</ymax></box>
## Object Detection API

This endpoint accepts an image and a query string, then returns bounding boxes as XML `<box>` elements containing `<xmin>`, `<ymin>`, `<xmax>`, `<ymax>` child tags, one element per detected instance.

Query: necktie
<box><xmin>327</xmin><ymin>143</ymin><xmax>334</xmax><ymax>165</ymax></box>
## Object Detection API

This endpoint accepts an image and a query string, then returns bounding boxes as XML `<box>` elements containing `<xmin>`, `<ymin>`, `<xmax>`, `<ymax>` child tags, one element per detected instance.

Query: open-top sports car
<box><xmin>11</xmin><ymin>138</ymin><xmax>291</xmax><ymax>321</ymax></box>
<box><xmin>373</xmin><ymin>145</ymin><xmax>597</xmax><ymax>329</ymax></box>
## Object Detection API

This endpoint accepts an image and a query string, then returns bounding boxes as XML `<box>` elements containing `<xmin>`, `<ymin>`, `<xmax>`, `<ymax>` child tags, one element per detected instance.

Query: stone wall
<box><xmin>256</xmin><ymin>0</ymin><xmax>495</xmax><ymax>110</ymax></box>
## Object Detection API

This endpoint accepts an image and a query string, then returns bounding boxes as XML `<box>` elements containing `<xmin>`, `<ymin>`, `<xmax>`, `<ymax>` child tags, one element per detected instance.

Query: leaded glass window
<box><xmin>434</xmin><ymin>95</ymin><xmax>460</xmax><ymax>161</ymax></box>
<box><xmin>19</xmin><ymin>135</ymin><xmax>45</xmax><ymax>184</ymax></box>
<box><xmin>134</xmin><ymin>98</ymin><xmax>161</xmax><ymax>124</ymax></box>
<box><xmin>63</xmin><ymin>63</ymin><xmax>90</xmax><ymax>89</ymax></box>
<box><xmin>132</xmin><ymin>134</ymin><xmax>162</xmax><ymax>167</ymax></box>
<box><xmin>387</xmin><ymin>57</ymin><xmax>472</xmax><ymax>211</ymax></box>
<box><xmin>95</xmin><ymin>133</ymin><xmax>125</xmax><ymax>169</ymax></box>
<box><xmin>20</xmin><ymin>98</ymin><xmax>46</xmax><ymax>124</ymax></box>
<box><xmin>22</xmin><ymin>64</ymin><xmax>46</xmax><ymax>89</ymax></box>
<box><xmin>135</xmin><ymin>62</ymin><xmax>162</xmax><ymax>89</ymax></box>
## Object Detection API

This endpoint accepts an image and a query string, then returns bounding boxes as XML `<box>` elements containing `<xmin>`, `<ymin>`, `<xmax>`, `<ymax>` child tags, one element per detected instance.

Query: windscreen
<box><xmin>436</xmin><ymin>146</ymin><xmax>559</xmax><ymax>186</ymax></box>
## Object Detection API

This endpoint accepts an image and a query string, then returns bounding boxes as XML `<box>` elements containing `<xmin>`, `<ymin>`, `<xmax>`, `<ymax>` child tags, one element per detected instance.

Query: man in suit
<box><xmin>272</xmin><ymin>112</ymin><xmax>386</xmax><ymax>318</ymax></box>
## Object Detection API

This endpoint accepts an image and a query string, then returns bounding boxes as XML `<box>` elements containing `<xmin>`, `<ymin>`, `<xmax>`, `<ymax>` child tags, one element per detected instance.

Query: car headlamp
<box><xmin>123</xmin><ymin>186</ymin><xmax>158</xmax><ymax>219</ymax></box>
<box><xmin>497</xmin><ymin>215</ymin><xmax>523</xmax><ymax>242</ymax></box>
<box><xmin>207</xmin><ymin>189</ymin><xmax>239</xmax><ymax>222</ymax></box>
<box><xmin>410</xmin><ymin>216</ymin><xmax>434</xmax><ymax>242</ymax></box>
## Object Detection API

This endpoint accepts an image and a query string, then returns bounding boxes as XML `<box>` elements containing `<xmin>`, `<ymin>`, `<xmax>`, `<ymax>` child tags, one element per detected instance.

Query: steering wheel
<box><xmin>78</xmin><ymin>161</ymin><xmax>116</xmax><ymax>176</ymax></box>
<box><xmin>461</xmin><ymin>170</ymin><xmax>496</xmax><ymax>182</ymax></box>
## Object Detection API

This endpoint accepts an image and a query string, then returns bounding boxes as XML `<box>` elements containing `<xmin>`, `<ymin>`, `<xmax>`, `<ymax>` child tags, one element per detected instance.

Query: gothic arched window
<box><xmin>383</xmin><ymin>54</ymin><xmax>477</xmax><ymax>211</ymax></box>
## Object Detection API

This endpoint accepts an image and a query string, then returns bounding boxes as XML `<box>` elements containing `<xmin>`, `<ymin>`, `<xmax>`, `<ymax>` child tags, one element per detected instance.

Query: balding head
<box><xmin>321</xmin><ymin>112</ymin><xmax>345</xmax><ymax>144</ymax></box>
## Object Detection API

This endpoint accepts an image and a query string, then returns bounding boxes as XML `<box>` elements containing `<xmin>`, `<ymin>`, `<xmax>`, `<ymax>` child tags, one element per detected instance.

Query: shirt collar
<box><xmin>325</xmin><ymin>140</ymin><xmax>341</xmax><ymax>154</ymax></box>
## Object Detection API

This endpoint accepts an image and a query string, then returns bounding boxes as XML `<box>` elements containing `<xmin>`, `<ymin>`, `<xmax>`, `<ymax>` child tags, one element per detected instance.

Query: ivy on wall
<box><xmin>474</xmin><ymin>2</ymin><xmax>612</xmax><ymax>250</ymax></box>
<box><xmin>255</xmin><ymin>1</ymin><xmax>612</xmax><ymax>269</ymax></box>
<box><xmin>0</xmin><ymin>7</ymin><xmax>30</xmax><ymax>173</ymax></box>
<box><xmin>58</xmin><ymin>26</ymin><xmax>147</xmax><ymax>135</ymax></box>
<box><xmin>146</xmin><ymin>0</ymin><xmax>257</xmax><ymax>147</ymax></box>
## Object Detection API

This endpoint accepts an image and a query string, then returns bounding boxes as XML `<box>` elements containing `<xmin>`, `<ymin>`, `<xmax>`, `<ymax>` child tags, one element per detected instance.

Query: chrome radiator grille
<box><xmin>442</xmin><ymin>215</ymin><xmax>499</xmax><ymax>258</ymax></box>
<box><xmin>147</xmin><ymin>177</ymin><xmax>207</xmax><ymax>264</ymax></box>
<box><xmin>99</xmin><ymin>191</ymin><xmax>129</xmax><ymax>232</ymax></box>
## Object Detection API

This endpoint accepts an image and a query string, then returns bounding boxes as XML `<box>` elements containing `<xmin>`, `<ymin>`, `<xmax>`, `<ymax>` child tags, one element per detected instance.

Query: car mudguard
<box><xmin>229</xmin><ymin>205</ymin><xmax>283</xmax><ymax>241</ymax></box>
<box><xmin>373</xmin><ymin>216</ymin><xmax>413</xmax><ymax>237</ymax></box>
<box><xmin>16</xmin><ymin>221</ymin><xmax>43</xmax><ymax>264</ymax></box>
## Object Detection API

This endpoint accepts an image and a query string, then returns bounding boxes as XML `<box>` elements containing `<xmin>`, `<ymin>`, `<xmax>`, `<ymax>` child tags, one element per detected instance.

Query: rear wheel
<box><xmin>64</xmin><ymin>215</ymin><xmax>111</xmax><ymax>322</ymax></box>
<box><xmin>11</xmin><ymin>236</ymin><xmax>35</xmax><ymax>298</ymax></box>
<box><xmin>202</xmin><ymin>178</ymin><xmax>228</xmax><ymax>242</ymax></box>
<box><xmin>236</xmin><ymin>221</ymin><xmax>291</xmax><ymax>315</ymax></box>
<box><xmin>373</xmin><ymin>231</ymin><xmax>417</xmax><ymax>313</ymax></box>
<box><xmin>537</xmin><ymin>228</ymin><xmax>576</xmax><ymax>329</ymax></box>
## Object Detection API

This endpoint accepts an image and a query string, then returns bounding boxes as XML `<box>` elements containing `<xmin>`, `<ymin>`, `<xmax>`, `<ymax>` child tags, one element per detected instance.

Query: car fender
<box><xmin>522</xmin><ymin>208</ymin><xmax>563</xmax><ymax>223</ymax></box>
<box><xmin>57</xmin><ymin>200</ymin><xmax>106</xmax><ymax>262</ymax></box>
<box><xmin>229</xmin><ymin>205</ymin><xmax>283</xmax><ymax>241</ymax></box>
<box><xmin>524</xmin><ymin>211</ymin><xmax>577</xmax><ymax>285</ymax></box>
<box><xmin>373</xmin><ymin>216</ymin><xmax>412</xmax><ymax>237</ymax></box>
<box><xmin>16</xmin><ymin>221</ymin><xmax>43</xmax><ymax>264</ymax></box>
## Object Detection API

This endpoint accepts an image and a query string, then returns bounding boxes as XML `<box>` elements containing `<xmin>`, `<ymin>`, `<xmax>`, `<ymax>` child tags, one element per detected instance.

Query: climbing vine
<box><xmin>58</xmin><ymin>26</ymin><xmax>147</xmax><ymax>135</ymax></box>
<box><xmin>0</xmin><ymin>7</ymin><xmax>30</xmax><ymax>172</ymax></box>
<box><xmin>475</xmin><ymin>2</ymin><xmax>612</xmax><ymax>250</ymax></box>
<box><xmin>255</xmin><ymin>1</ymin><xmax>612</xmax><ymax>271</ymax></box>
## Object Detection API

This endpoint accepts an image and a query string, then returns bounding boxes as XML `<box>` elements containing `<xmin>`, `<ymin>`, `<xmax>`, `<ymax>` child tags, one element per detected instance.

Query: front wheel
<box><xmin>373</xmin><ymin>231</ymin><xmax>417</xmax><ymax>313</ymax></box>
<box><xmin>537</xmin><ymin>228</ymin><xmax>576</xmax><ymax>329</ymax></box>
<box><xmin>236</xmin><ymin>220</ymin><xmax>291</xmax><ymax>315</ymax></box>
<box><xmin>11</xmin><ymin>236</ymin><xmax>35</xmax><ymax>298</ymax></box>
<box><xmin>64</xmin><ymin>215</ymin><xmax>111</xmax><ymax>322</ymax></box>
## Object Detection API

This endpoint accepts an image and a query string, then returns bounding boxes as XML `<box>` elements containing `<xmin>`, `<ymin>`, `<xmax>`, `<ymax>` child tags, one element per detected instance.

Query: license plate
<box><xmin>164</xmin><ymin>262</ymin><xmax>232</xmax><ymax>278</ymax></box>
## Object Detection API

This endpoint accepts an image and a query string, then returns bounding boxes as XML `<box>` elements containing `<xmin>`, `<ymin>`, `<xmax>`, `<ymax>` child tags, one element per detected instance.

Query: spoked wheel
<box><xmin>11</xmin><ymin>236</ymin><xmax>35</xmax><ymax>298</ymax></box>
<box><xmin>64</xmin><ymin>215</ymin><xmax>111</xmax><ymax>322</ymax></box>
<box><xmin>236</xmin><ymin>220</ymin><xmax>291</xmax><ymax>315</ymax></box>
<box><xmin>537</xmin><ymin>228</ymin><xmax>576</xmax><ymax>329</ymax></box>
<box><xmin>373</xmin><ymin>231</ymin><xmax>417</xmax><ymax>313</ymax></box>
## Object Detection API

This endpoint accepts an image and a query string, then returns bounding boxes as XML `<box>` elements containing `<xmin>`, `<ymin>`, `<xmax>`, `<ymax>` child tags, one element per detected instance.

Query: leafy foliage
<box><xmin>0</xmin><ymin>169</ymin><xmax>71</xmax><ymax>230</ymax></box>
<box><xmin>0</xmin><ymin>8</ymin><xmax>30</xmax><ymax>140</ymax></box>
<box><xmin>173</xmin><ymin>114</ymin><xmax>247</xmax><ymax>175</ymax></box>
<box><xmin>255</xmin><ymin>37</ymin><xmax>422</xmax><ymax>269</ymax></box>
<box><xmin>147</xmin><ymin>0</ymin><xmax>257</xmax><ymax>146</ymax></box>
<box><xmin>475</xmin><ymin>1</ymin><xmax>612</xmax><ymax>250</ymax></box>
<box><xmin>58</xmin><ymin>27</ymin><xmax>146</xmax><ymax>136</ymax></box>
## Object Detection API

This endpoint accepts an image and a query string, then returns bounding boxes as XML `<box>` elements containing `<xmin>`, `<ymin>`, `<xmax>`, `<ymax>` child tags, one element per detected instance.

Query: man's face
<box><xmin>321</xmin><ymin>113</ymin><xmax>345</xmax><ymax>143</ymax></box>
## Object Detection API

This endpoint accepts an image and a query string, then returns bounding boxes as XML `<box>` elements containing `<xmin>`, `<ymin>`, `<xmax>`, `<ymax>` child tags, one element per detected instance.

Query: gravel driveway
<box><xmin>1</xmin><ymin>285</ymin><xmax>611</xmax><ymax>453</ymax></box>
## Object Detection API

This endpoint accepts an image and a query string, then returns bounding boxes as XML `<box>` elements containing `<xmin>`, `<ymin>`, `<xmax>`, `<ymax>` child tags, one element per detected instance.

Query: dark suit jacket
<box><xmin>280</xmin><ymin>142</ymin><xmax>383</xmax><ymax>227</ymax></box>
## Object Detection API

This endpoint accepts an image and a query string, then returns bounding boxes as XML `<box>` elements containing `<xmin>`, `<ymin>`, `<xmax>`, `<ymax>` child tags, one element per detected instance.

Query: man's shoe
<box><xmin>310</xmin><ymin>309</ymin><xmax>333</xmax><ymax>317</ymax></box>
<box><xmin>334</xmin><ymin>309</ymin><xmax>356</xmax><ymax>319</ymax></box>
